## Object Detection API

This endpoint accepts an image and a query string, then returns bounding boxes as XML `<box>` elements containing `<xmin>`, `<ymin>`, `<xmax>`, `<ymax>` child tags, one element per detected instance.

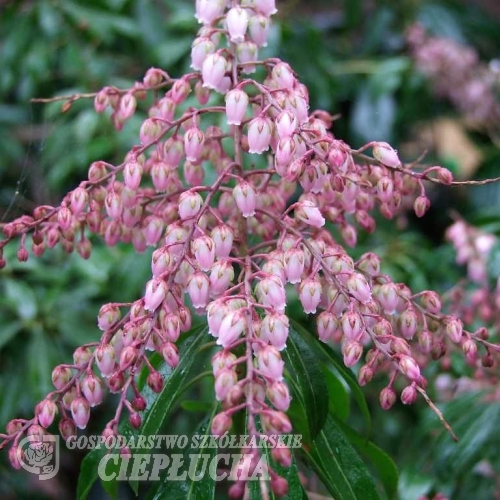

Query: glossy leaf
<box><xmin>76</xmin><ymin>325</ymin><xmax>209</xmax><ymax>500</ymax></box>
<box><xmin>283</xmin><ymin>327</ymin><xmax>329</xmax><ymax>440</ymax></box>
<box><xmin>290</xmin><ymin>320</ymin><xmax>371</xmax><ymax>434</ymax></box>
<box><xmin>304</xmin><ymin>415</ymin><xmax>380</xmax><ymax>500</ymax></box>
<box><xmin>145</xmin><ymin>404</ymin><xmax>219</xmax><ymax>500</ymax></box>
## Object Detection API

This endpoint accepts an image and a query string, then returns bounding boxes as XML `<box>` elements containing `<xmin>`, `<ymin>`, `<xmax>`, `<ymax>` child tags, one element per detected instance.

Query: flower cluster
<box><xmin>407</xmin><ymin>24</ymin><xmax>500</xmax><ymax>130</ymax></box>
<box><xmin>1</xmin><ymin>1</ymin><xmax>499</xmax><ymax>497</ymax></box>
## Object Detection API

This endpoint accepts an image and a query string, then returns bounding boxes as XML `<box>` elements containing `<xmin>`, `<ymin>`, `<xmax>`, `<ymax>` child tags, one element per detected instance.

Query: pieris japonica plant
<box><xmin>2</xmin><ymin>1</ymin><xmax>500</xmax><ymax>498</ymax></box>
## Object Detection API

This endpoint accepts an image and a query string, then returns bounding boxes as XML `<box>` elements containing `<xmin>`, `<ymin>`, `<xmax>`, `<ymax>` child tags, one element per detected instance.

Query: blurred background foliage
<box><xmin>1</xmin><ymin>0</ymin><xmax>500</xmax><ymax>498</ymax></box>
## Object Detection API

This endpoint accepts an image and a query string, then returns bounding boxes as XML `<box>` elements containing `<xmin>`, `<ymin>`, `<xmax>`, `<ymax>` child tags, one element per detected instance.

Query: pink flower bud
<box><xmin>144</xmin><ymin>278</ymin><xmax>168</xmax><ymax>312</ymax></box>
<box><xmin>317</xmin><ymin>311</ymin><xmax>339</xmax><ymax>342</ymax></box>
<box><xmin>376</xmin><ymin>282</ymin><xmax>399</xmax><ymax>314</ymax></box>
<box><xmin>214</xmin><ymin>367</ymin><xmax>238</xmax><ymax>401</ymax></box>
<box><xmin>211</xmin><ymin>412</ymin><xmax>232</xmax><ymax>436</ymax></box>
<box><xmin>295</xmin><ymin>200</ymin><xmax>325</xmax><ymax>228</ymax></box>
<box><xmin>299</xmin><ymin>277</ymin><xmax>322</xmax><ymax>314</ymax></box>
<box><xmin>212</xmin><ymin>350</ymin><xmax>237</xmax><ymax>376</ymax></box>
<box><xmin>161</xmin><ymin>312</ymin><xmax>180</xmax><ymax>342</ymax></box>
<box><xmin>236</xmin><ymin>41</ymin><xmax>258</xmax><ymax>73</ymax></box>
<box><xmin>171</xmin><ymin>78</ymin><xmax>191</xmax><ymax>104</ymax></box>
<box><xmin>272</xmin><ymin>62</ymin><xmax>295</xmax><ymax>89</ymax></box>
<box><xmin>192</xmin><ymin>235</ymin><xmax>216</xmax><ymax>271</ymax></box>
<box><xmin>8</xmin><ymin>446</ymin><xmax>22</xmax><ymax>470</ymax></box>
<box><xmin>52</xmin><ymin>365</ymin><xmax>72</xmax><ymax>390</ymax></box>
<box><xmin>398</xmin><ymin>355</ymin><xmax>421</xmax><ymax>381</ymax></box>
<box><xmin>226</xmin><ymin>7</ymin><xmax>249</xmax><ymax>43</ymax></box>
<box><xmin>401</xmin><ymin>385</ymin><xmax>418</xmax><ymax>405</ymax></box>
<box><xmin>233</xmin><ymin>181</ymin><xmax>256</xmax><ymax>217</ymax></box>
<box><xmin>261</xmin><ymin>313</ymin><xmax>289</xmax><ymax>350</ymax></box>
<box><xmin>210</xmin><ymin>260</ymin><xmax>234</xmax><ymax>296</ymax></box>
<box><xmin>255</xmin><ymin>0</ymin><xmax>278</xmax><ymax>16</ymax></box>
<box><xmin>202</xmin><ymin>53</ymin><xmax>228</xmax><ymax>90</ymax></box>
<box><xmin>143</xmin><ymin>67</ymin><xmax>164</xmax><ymax>88</ymax></box>
<box><xmin>373</xmin><ymin>142</ymin><xmax>400</xmax><ymax>167</ymax></box>
<box><xmin>358</xmin><ymin>365</ymin><xmax>374</xmax><ymax>386</ymax></box>
<box><xmin>184</xmin><ymin>127</ymin><xmax>205</xmax><ymax>163</ymax></box>
<box><xmin>275</xmin><ymin>137</ymin><xmax>296</xmax><ymax>174</ymax></box>
<box><xmin>414</xmin><ymin>195</ymin><xmax>430</xmax><ymax>218</ymax></box>
<box><xmin>71</xmin><ymin>397</ymin><xmax>91</xmax><ymax>430</ymax></box>
<box><xmin>342</xmin><ymin>340</ymin><xmax>363</xmax><ymax>367</ymax></box>
<box><xmin>160</xmin><ymin>342</ymin><xmax>180</xmax><ymax>368</ymax></box>
<box><xmin>346</xmin><ymin>273</ymin><xmax>372</xmax><ymax>304</ymax></box>
<box><xmin>257</xmin><ymin>345</ymin><xmax>284</xmax><ymax>381</ymax></box>
<box><xmin>271</xmin><ymin>446</ymin><xmax>293</xmax><ymax>467</ymax></box>
<box><xmin>107</xmin><ymin>371</ymin><xmax>125</xmax><ymax>393</ymax></box>
<box><xmin>257</xmin><ymin>275</ymin><xmax>287</xmax><ymax>312</ymax></box>
<box><xmin>191</xmin><ymin>37</ymin><xmax>216</xmax><ymax>70</ymax></box>
<box><xmin>398</xmin><ymin>308</ymin><xmax>418</xmax><ymax>340</ymax></box>
<box><xmin>275</xmin><ymin>110</ymin><xmax>298</xmax><ymax>139</ymax></box>
<box><xmin>148</xmin><ymin>372</ymin><xmax>164</xmax><ymax>393</ymax></box>
<box><xmin>140</xmin><ymin>118</ymin><xmax>162</xmax><ymax>144</ymax></box>
<box><xmin>187</xmin><ymin>271</ymin><xmax>210</xmax><ymax>309</ymax></box>
<box><xmin>445</xmin><ymin>317</ymin><xmax>463</xmax><ymax>343</ymax></box>
<box><xmin>271</xmin><ymin>477</ymin><xmax>289</xmax><ymax>497</ymax></box>
<box><xmin>217</xmin><ymin>310</ymin><xmax>246</xmax><ymax>348</ymax></box>
<box><xmin>81</xmin><ymin>373</ymin><xmax>104</xmax><ymax>407</ymax></box>
<box><xmin>37</xmin><ymin>399</ymin><xmax>57</xmax><ymax>428</ymax></box>
<box><xmin>341</xmin><ymin>310</ymin><xmax>364</xmax><ymax>341</ymax></box>
<box><xmin>94</xmin><ymin>88</ymin><xmax>109</xmax><ymax>113</ymax></box>
<box><xmin>195</xmin><ymin>0</ymin><xmax>225</xmax><ymax>25</ymax></box>
<box><xmin>283</xmin><ymin>247</ymin><xmax>305</xmax><ymax>284</ymax></box>
<box><xmin>178</xmin><ymin>190</ymin><xmax>203</xmax><ymax>220</ymax></box>
<box><xmin>151</xmin><ymin>162</ymin><xmax>171</xmax><ymax>192</ymax></box>
<box><xmin>123</xmin><ymin>160</ymin><xmax>143</xmax><ymax>189</ymax></box>
<box><xmin>225</xmin><ymin>88</ymin><xmax>249</xmax><ymax>125</ymax></box>
<box><xmin>195</xmin><ymin>80</ymin><xmax>211</xmax><ymax>105</ymax></box>
<box><xmin>261</xmin><ymin>410</ymin><xmax>292</xmax><ymax>434</ymax></box>
<box><xmin>118</xmin><ymin>93</ymin><xmax>137</xmax><ymax>121</ymax></box>
<box><xmin>95</xmin><ymin>344</ymin><xmax>116</xmax><ymax>377</ymax></box>
<box><xmin>70</xmin><ymin>187</ymin><xmax>88</xmax><ymax>215</ymax></box>
<box><xmin>249</xmin><ymin>14</ymin><xmax>271</xmax><ymax>47</ymax></box>
<box><xmin>462</xmin><ymin>339</ymin><xmax>477</xmax><ymax>361</ymax></box>
<box><xmin>163</xmin><ymin>137</ymin><xmax>184</xmax><ymax>167</ymax></box>
<box><xmin>421</xmin><ymin>291</ymin><xmax>441</xmax><ymax>314</ymax></box>
<box><xmin>120</xmin><ymin>345</ymin><xmax>138</xmax><ymax>370</ymax></box>
<box><xmin>207</xmin><ymin>301</ymin><xmax>229</xmax><ymax>337</ymax></box>
<box><xmin>247</xmin><ymin>116</ymin><xmax>272</xmax><ymax>154</ymax></box>
<box><xmin>266</xmin><ymin>380</ymin><xmax>291</xmax><ymax>411</ymax></box>
<box><xmin>379</xmin><ymin>386</ymin><xmax>397</xmax><ymax>410</ymax></box>
<box><xmin>376</xmin><ymin>176</ymin><xmax>394</xmax><ymax>203</ymax></box>
<box><xmin>436</xmin><ymin>167</ymin><xmax>453</xmax><ymax>185</ymax></box>
<box><xmin>211</xmin><ymin>225</ymin><xmax>234</xmax><ymax>259</ymax></box>
<box><xmin>57</xmin><ymin>206</ymin><xmax>73</xmax><ymax>231</ymax></box>
<box><xmin>105</xmin><ymin>191</ymin><xmax>123</xmax><ymax>220</ymax></box>
<box><xmin>71</xmin><ymin>347</ymin><xmax>91</xmax><ymax>369</ymax></box>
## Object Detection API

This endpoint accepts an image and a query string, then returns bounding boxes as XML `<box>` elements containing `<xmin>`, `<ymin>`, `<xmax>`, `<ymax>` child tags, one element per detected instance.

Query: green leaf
<box><xmin>304</xmin><ymin>415</ymin><xmax>380</xmax><ymax>500</ymax></box>
<box><xmin>334</xmin><ymin>417</ymin><xmax>398</xmax><ymax>499</ymax></box>
<box><xmin>145</xmin><ymin>404</ymin><xmax>219</xmax><ymax>500</ymax></box>
<box><xmin>283</xmin><ymin>327</ymin><xmax>329</xmax><ymax>440</ymax></box>
<box><xmin>290</xmin><ymin>320</ymin><xmax>371</xmax><ymax>434</ymax></box>
<box><xmin>0</xmin><ymin>321</ymin><xmax>23</xmax><ymax>350</ymax></box>
<box><xmin>323</xmin><ymin>367</ymin><xmax>350</xmax><ymax>422</ymax></box>
<box><xmin>248</xmin><ymin>416</ymin><xmax>307</xmax><ymax>500</ymax></box>
<box><xmin>3</xmin><ymin>278</ymin><xmax>38</xmax><ymax>320</ymax></box>
<box><xmin>76</xmin><ymin>325</ymin><xmax>209</xmax><ymax>500</ymax></box>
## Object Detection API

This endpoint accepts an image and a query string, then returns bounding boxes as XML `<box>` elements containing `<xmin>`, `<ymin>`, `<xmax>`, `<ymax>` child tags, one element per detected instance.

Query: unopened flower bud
<box><xmin>295</xmin><ymin>200</ymin><xmax>325</xmax><ymax>228</ymax></box>
<box><xmin>225</xmin><ymin>88</ymin><xmax>249</xmax><ymax>125</ymax></box>
<box><xmin>233</xmin><ymin>181</ymin><xmax>256</xmax><ymax>218</ymax></box>
<box><xmin>211</xmin><ymin>412</ymin><xmax>232</xmax><ymax>436</ymax></box>
<box><xmin>71</xmin><ymin>397</ymin><xmax>91</xmax><ymax>430</ymax></box>
<box><xmin>379</xmin><ymin>386</ymin><xmax>397</xmax><ymax>410</ymax></box>
<box><xmin>266</xmin><ymin>380</ymin><xmax>291</xmax><ymax>411</ymax></box>
<box><xmin>148</xmin><ymin>372</ymin><xmax>164</xmax><ymax>393</ymax></box>
<box><xmin>81</xmin><ymin>373</ymin><xmax>104</xmax><ymax>407</ymax></box>
<box><xmin>37</xmin><ymin>399</ymin><xmax>58</xmax><ymax>428</ymax></box>
<box><xmin>401</xmin><ymin>385</ymin><xmax>418</xmax><ymax>405</ymax></box>
<box><xmin>398</xmin><ymin>355</ymin><xmax>421</xmax><ymax>381</ymax></box>
<box><xmin>373</xmin><ymin>142</ymin><xmax>400</xmax><ymax>167</ymax></box>
<box><xmin>414</xmin><ymin>196</ymin><xmax>431</xmax><ymax>218</ymax></box>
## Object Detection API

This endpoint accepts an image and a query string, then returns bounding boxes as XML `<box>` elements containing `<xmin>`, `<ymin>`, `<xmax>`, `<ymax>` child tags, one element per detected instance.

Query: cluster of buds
<box><xmin>1</xmin><ymin>2</ymin><xmax>499</xmax><ymax>497</ymax></box>
<box><xmin>407</xmin><ymin>24</ymin><xmax>500</xmax><ymax>129</ymax></box>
